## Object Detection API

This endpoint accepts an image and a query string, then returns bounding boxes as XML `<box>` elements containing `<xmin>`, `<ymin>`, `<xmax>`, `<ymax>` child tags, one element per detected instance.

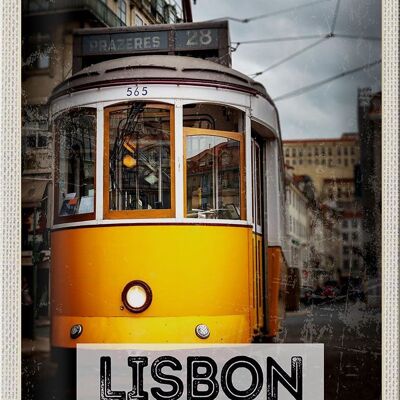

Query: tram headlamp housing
<box><xmin>122</xmin><ymin>280</ymin><xmax>152</xmax><ymax>313</ymax></box>
<box><xmin>195</xmin><ymin>324</ymin><xmax>210</xmax><ymax>339</ymax></box>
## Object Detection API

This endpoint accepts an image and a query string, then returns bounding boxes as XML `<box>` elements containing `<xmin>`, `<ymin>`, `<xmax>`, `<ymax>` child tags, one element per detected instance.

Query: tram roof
<box><xmin>51</xmin><ymin>55</ymin><xmax>272</xmax><ymax>103</ymax></box>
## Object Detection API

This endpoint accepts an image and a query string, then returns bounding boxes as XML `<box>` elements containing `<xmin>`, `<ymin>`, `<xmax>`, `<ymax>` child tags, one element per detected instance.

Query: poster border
<box><xmin>0</xmin><ymin>0</ymin><xmax>398</xmax><ymax>399</ymax></box>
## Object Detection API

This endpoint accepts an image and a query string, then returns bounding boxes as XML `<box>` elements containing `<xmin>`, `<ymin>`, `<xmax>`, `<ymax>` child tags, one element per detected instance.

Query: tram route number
<box><xmin>126</xmin><ymin>86</ymin><xmax>148</xmax><ymax>97</ymax></box>
<box><xmin>175</xmin><ymin>28</ymin><xmax>218</xmax><ymax>50</ymax></box>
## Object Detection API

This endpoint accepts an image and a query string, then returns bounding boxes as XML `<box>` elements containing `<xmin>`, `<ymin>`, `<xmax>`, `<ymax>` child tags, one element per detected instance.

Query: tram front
<box><xmin>50</xmin><ymin>54</ymin><xmax>286</xmax><ymax>358</ymax></box>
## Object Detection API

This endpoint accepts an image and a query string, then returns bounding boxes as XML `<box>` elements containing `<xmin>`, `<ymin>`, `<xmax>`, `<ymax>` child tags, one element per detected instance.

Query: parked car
<box><xmin>322</xmin><ymin>280</ymin><xmax>341</xmax><ymax>299</ymax></box>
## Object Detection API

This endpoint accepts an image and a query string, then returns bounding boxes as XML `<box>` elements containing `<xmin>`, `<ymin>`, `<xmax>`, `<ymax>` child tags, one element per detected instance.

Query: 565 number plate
<box><xmin>126</xmin><ymin>86</ymin><xmax>148</xmax><ymax>97</ymax></box>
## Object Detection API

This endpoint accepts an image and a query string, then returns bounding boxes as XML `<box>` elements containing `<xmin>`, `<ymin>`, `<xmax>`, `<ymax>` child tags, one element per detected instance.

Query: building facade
<box><xmin>285</xmin><ymin>170</ymin><xmax>310</xmax><ymax>279</ymax></box>
<box><xmin>283</xmin><ymin>133</ymin><xmax>362</xmax><ymax>281</ymax></box>
<box><xmin>283</xmin><ymin>133</ymin><xmax>360</xmax><ymax>194</ymax></box>
<box><xmin>358</xmin><ymin>88</ymin><xmax>381</xmax><ymax>306</ymax></box>
<box><xmin>22</xmin><ymin>0</ymin><xmax>185</xmax><ymax>335</ymax></box>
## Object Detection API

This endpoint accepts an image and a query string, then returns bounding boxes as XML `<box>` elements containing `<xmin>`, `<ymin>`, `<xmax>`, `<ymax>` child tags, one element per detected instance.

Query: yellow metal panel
<box><xmin>51</xmin><ymin>225</ymin><xmax>252</xmax><ymax>346</ymax></box>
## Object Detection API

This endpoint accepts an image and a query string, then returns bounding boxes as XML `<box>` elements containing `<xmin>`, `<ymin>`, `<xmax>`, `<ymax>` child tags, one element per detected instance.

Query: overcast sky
<box><xmin>192</xmin><ymin>0</ymin><xmax>381</xmax><ymax>139</ymax></box>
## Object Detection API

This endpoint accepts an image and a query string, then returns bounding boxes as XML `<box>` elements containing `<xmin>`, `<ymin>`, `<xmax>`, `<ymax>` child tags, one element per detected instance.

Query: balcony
<box><xmin>137</xmin><ymin>0</ymin><xmax>183</xmax><ymax>24</ymax></box>
<box><xmin>23</xmin><ymin>0</ymin><xmax>126</xmax><ymax>27</ymax></box>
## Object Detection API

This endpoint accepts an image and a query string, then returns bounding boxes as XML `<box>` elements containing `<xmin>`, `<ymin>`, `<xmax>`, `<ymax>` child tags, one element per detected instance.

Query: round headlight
<box><xmin>122</xmin><ymin>280</ymin><xmax>152</xmax><ymax>313</ymax></box>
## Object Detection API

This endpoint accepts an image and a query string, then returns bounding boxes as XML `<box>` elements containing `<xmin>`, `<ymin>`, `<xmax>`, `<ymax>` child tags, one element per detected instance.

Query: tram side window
<box><xmin>183</xmin><ymin>103</ymin><xmax>245</xmax><ymax>132</ymax></box>
<box><xmin>55</xmin><ymin>108</ymin><xmax>96</xmax><ymax>219</ymax></box>
<box><xmin>183</xmin><ymin>103</ymin><xmax>244</xmax><ymax>220</ymax></box>
<box><xmin>186</xmin><ymin>135</ymin><xmax>241</xmax><ymax>220</ymax></box>
<box><xmin>107</xmin><ymin>103</ymin><xmax>172</xmax><ymax>215</ymax></box>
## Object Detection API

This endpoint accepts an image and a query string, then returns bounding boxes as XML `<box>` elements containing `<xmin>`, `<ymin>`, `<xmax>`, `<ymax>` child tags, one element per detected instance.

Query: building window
<box><xmin>352</xmin><ymin>232</ymin><xmax>358</xmax><ymax>241</ymax></box>
<box><xmin>343</xmin><ymin>233</ymin><xmax>348</xmax><ymax>242</ymax></box>
<box><xmin>328</xmin><ymin>147</ymin><xmax>332</xmax><ymax>156</ymax></box>
<box><xmin>328</xmin><ymin>158</ymin><xmax>333</xmax><ymax>167</ymax></box>
<box><xmin>135</xmin><ymin>14</ymin><xmax>144</xmax><ymax>26</ymax></box>
<box><xmin>292</xmin><ymin>148</ymin><xmax>297</xmax><ymax>157</ymax></box>
<box><xmin>351</xmin><ymin>147</ymin><xmax>355</xmax><ymax>155</ymax></box>
<box><xmin>344</xmin><ymin>147</ymin><xmax>348</xmax><ymax>156</ymax></box>
<box><xmin>321</xmin><ymin>159</ymin><xmax>326</xmax><ymax>165</ymax></box>
<box><xmin>352</xmin><ymin>219</ymin><xmax>358</xmax><ymax>228</ymax></box>
<box><xmin>299</xmin><ymin>149</ymin><xmax>303</xmax><ymax>157</ymax></box>
<box><xmin>307</xmin><ymin>148</ymin><xmax>312</xmax><ymax>156</ymax></box>
<box><xmin>321</xmin><ymin>147</ymin><xmax>325</xmax><ymax>156</ymax></box>
<box><xmin>285</xmin><ymin>148</ymin><xmax>290</xmax><ymax>157</ymax></box>
<box><xmin>343</xmin><ymin>246</ymin><xmax>349</xmax><ymax>255</ymax></box>
<box><xmin>343</xmin><ymin>259</ymin><xmax>350</xmax><ymax>271</ymax></box>
<box><xmin>25</xmin><ymin>33</ymin><xmax>52</xmax><ymax>71</ymax></box>
<box><xmin>337</xmin><ymin>147</ymin><xmax>341</xmax><ymax>156</ymax></box>
<box><xmin>344</xmin><ymin>158</ymin><xmax>348</xmax><ymax>167</ymax></box>
<box><xmin>299</xmin><ymin>159</ymin><xmax>303</xmax><ymax>165</ymax></box>
<box><xmin>351</xmin><ymin>158</ymin><xmax>355</xmax><ymax>165</ymax></box>
<box><xmin>293</xmin><ymin>159</ymin><xmax>297</xmax><ymax>165</ymax></box>
<box><xmin>314</xmin><ymin>147</ymin><xmax>319</xmax><ymax>156</ymax></box>
<box><xmin>342</xmin><ymin>219</ymin><xmax>348</xmax><ymax>228</ymax></box>
<box><xmin>315</xmin><ymin>159</ymin><xmax>319</xmax><ymax>165</ymax></box>
<box><xmin>23</xmin><ymin>131</ymin><xmax>49</xmax><ymax>149</ymax></box>
<box><xmin>118</xmin><ymin>0</ymin><xmax>127</xmax><ymax>23</ymax></box>
<box><xmin>353</xmin><ymin>259</ymin><xmax>359</xmax><ymax>270</ymax></box>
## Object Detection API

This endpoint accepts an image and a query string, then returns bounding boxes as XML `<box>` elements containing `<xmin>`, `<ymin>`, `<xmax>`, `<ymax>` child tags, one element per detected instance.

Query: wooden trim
<box><xmin>183</xmin><ymin>127</ymin><xmax>246</xmax><ymax>220</ymax></box>
<box><xmin>53</xmin><ymin>108</ymin><xmax>97</xmax><ymax>225</ymax></box>
<box><xmin>184</xmin><ymin>126</ymin><xmax>243</xmax><ymax>141</ymax></box>
<box><xmin>103</xmin><ymin>102</ymin><xmax>175</xmax><ymax>220</ymax></box>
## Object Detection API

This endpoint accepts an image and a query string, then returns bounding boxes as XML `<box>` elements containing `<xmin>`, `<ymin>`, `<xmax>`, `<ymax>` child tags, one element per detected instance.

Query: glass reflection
<box><xmin>186</xmin><ymin>135</ymin><xmax>241</xmax><ymax>219</ymax></box>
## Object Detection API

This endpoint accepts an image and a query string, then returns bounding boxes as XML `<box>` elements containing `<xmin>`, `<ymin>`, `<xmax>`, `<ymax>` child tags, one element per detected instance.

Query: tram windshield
<box><xmin>55</xmin><ymin>108</ymin><xmax>96</xmax><ymax>221</ymax></box>
<box><xmin>106</xmin><ymin>103</ymin><xmax>172</xmax><ymax>216</ymax></box>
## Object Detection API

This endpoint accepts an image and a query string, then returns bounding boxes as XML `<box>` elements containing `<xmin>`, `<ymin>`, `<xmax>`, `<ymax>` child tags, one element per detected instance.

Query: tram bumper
<box><xmin>51</xmin><ymin>314</ymin><xmax>251</xmax><ymax>348</ymax></box>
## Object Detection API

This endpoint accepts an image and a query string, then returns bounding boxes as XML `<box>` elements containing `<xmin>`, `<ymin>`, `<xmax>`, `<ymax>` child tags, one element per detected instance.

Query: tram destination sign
<box><xmin>73</xmin><ymin>21</ymin><xmax>231</xmax><ymax>72</ymax></box>
<box><xmin>82</xmin><ymin>31</ymin><xmax>169</xmax><ymax>54</ymax></box>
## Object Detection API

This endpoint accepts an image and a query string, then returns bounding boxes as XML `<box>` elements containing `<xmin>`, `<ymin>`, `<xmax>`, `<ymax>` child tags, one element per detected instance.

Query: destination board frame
<box><xmin>73</xmin><ymin>21</ymin><xmax>231</xmax><ymax>72</ymax></box>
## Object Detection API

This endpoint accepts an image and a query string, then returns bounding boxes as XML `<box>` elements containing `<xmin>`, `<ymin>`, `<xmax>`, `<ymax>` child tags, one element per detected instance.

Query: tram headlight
<box><xmin>122</xmin><ymin>280</ymin><xmax>152</xmax><ymax>313</ymax></box>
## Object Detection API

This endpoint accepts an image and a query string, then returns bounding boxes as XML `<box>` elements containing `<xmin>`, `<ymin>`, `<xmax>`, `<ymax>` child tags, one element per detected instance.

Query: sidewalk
<box><xmin>22</xmin><ymin>318</ymin><xmax>51</xmax><ymax>356</ymax></box>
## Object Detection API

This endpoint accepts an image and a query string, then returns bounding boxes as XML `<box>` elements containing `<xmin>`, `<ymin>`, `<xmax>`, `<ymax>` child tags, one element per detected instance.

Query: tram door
<box><xmin>251</xmin><ymin>138</ymin><xmax>265</xmax><ymax>333</ymax></box>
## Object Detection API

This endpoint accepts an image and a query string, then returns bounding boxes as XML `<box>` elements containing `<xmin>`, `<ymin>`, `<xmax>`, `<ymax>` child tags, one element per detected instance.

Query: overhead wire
<box><xmin>330</xmin><ymin>0</ymin><xmax>342</xmax><ymax>33</ymax></box>
<box><xmin>215</xmin><ymin>0</ymin><xmax>333</xmax><ymax>23</ymax></box>
<box><xmin>335</xmin><ymin>33</ymin><xmax>381</xmax><ymax>41</ymax></box>
<box><xmin>273</xmin><ymin>59</ymin><xmax>381</xmax><ymax>102</ymax></box>
<box><xmin>250</xmin><ymin>36</ymin><xmax>331</xmax><ymax>77</ymax></box>
<box><xmin>232</xmin><ymin>34</ymin><xmax>327</xmax><ymax>46</ymax></box>
<box><xmin>244</xmin><ymin>0</ymin><xmax>380</xmax><ymax>82</ymax></box>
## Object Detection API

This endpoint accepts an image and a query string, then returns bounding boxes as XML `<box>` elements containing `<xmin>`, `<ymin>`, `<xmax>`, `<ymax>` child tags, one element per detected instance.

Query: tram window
<box><xmin>183</xmin><ymin>104</ymin><xmax>245</xmax><ymax>133</ymax></box>
<box><xmin>55</xmin><ymin>108</ymin><xmax>96</xmax><ymax>221</ymax></box>
<box><xmin>106</xmin><ymin>103</ymin><xmax>173</xmax><ymax>217</ymax></box>
<box><xmin>185</xmin><ymin>133</ymin><xmax>243</xmax><ymax>220</ymax></box>
<box><xmin>254</xmin><ymin>141</ymin><xmax>262</xmax><ymax>227</ymax></box>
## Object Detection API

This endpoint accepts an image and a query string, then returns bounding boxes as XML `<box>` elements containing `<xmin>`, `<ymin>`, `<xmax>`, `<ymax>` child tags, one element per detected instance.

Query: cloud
<box><xmin>192</xmin><ymin>0</ymin><xmax>381</xmax><ymax>139</ymax></box>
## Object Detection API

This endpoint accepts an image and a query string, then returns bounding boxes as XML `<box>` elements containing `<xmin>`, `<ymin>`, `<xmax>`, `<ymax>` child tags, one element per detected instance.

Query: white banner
<box><xmin>77</xmin><ymin>344</ymin><xmax>324</xmax><ymax>400</ymax></box>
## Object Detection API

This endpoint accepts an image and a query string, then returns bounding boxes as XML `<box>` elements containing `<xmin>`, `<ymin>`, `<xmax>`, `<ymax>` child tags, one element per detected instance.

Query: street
<box><xmin>22</xmin><ymin>300</ymin><xmax>381</xmax><ymax>400</ymax></box>
<box><xmin>279</xmin><ymin>300</ymin><xmax>381</xmax><ymax>400</ymax></box>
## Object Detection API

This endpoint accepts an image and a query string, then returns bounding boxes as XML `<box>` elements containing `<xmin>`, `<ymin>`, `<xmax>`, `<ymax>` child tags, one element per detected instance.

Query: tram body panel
<box><xmin>51</xmin><ymin>225</ymin><xmax>253</xmax><ymax>347</ymax></box>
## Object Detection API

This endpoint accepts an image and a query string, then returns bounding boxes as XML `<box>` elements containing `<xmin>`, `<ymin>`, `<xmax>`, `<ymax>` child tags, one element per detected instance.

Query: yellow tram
<box><xmin>49</xmin><ymin>26</ymin><xmax>287</xmax><ymax>356</ymax></box>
